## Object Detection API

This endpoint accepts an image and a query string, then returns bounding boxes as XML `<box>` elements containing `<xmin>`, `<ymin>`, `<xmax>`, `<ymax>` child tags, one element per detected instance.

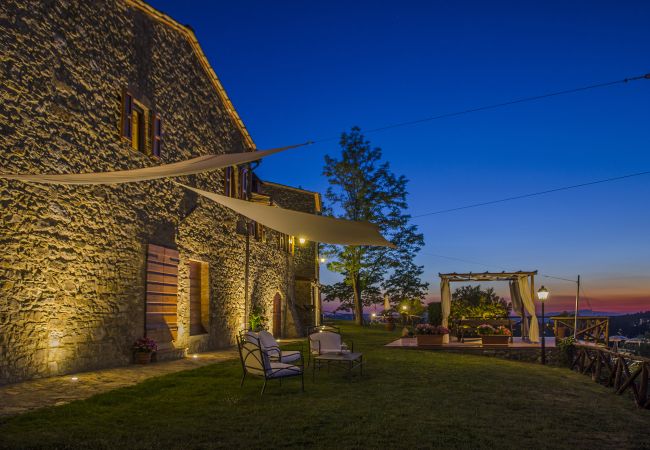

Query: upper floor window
<box><xmin>224</xmin><ymin>166</ymin><xmax>238</xmax><ymax>198</ymax></box>
<box><xmin>121</xmin><ymin>90</ymin><xmax>162</xmax><ymax>158</ymax></box>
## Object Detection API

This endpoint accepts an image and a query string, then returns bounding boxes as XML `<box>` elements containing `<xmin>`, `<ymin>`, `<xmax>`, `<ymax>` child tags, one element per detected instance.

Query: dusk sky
<box><xmin>149</xmin><ymin>0</ymin><xmax>650</xmax><ymax>314</ymax></box>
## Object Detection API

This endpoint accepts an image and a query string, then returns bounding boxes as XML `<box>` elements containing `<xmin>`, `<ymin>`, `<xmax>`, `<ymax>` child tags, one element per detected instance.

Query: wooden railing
<box><xmin>571</xmin><ymin>344</ymin><xmax>650</xmax><ymax>409</ymax></box>
<box><xmin>551</xmin><ymin>316</ymin><xmax>609</xmax><ymax>345</ymax></box>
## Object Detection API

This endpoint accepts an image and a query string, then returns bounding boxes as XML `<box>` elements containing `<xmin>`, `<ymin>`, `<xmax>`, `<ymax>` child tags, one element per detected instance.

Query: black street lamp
<box><xmin>537</xmin><ymin>286</ymin><xmax>549</xmax><ymax>365</ymax></box>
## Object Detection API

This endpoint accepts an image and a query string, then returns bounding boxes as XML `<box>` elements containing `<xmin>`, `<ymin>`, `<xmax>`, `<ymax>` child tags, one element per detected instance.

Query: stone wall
<box><xmin>0</xmin><ymin>0</ymin><xmax>300</xmax><ymax>383</ymax></box>
<box><xmin>261</xmin><ymin>182</ymin><xmax>321</xmax><ymax>329</ymax></box>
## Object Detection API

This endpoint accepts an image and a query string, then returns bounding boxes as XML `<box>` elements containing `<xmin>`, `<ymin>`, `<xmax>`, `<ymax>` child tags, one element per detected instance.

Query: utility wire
<box><xmin>412</xmin><ymin>170</ymin><xmax>650</xmax><ymax>218</ymax></box>
<box><xmin>311</xmin><ymin>73</ymin><xmax>650</xmax><ymax>143</ymax></box>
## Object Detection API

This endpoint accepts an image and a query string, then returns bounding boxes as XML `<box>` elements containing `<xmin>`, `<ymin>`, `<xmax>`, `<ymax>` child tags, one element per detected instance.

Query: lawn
<box><xmin>0</xmin><ymin>322</ymin><xmax>648</xmax><ymax>449</ymax></box>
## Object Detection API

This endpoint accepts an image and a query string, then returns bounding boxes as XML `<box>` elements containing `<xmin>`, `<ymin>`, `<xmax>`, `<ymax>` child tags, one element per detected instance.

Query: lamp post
<box><xmin>537</xmin><ymin>286</ymin><xmax>549</xmax><ymax>365</ymax></box>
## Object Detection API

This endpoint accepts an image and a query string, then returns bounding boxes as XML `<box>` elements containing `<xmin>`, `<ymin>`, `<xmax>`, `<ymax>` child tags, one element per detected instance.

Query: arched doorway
<box><xmin>272</xmin><ymin>293</ymin><xmax>282</xmax><ymax>337</ymax></box>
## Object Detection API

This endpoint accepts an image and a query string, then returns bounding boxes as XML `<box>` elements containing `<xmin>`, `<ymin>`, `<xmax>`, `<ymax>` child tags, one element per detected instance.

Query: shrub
<box><xmin>427</xmin><ymin>302</ymin><xmax>442</xmax><ymax>326</ymax></box>
<box><xmin>249</xmin><ymin>304</ymin><xmax>267</xmax><ymax>331</ymax></box>
<box><xmin>557</xmin><ymin>336</ymin><xmax>576</xmax><ymax>366</ymax></box>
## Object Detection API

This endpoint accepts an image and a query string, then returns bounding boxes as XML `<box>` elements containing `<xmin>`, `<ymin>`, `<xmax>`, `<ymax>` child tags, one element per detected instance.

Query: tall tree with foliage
<box><xmin>450</xmin><ymin>285</ymin><xmax>512</xmax><ymax>320</ymax></box>
<box><xmin>322</xmin><ymin>127</ymin><xmax>426</xmax><ymax>325</ymax></box>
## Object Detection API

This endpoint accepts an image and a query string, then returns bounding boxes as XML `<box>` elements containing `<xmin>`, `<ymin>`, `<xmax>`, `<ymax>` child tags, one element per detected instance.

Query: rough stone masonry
<box><xmin>0</xmin><ymin>0</ymin><xmax>320</xmax><ymax>384</ymax></box>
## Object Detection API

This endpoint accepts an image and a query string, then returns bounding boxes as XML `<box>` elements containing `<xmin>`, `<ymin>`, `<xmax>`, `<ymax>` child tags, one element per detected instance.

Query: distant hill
<box><xmin>544</xmin><ymin>309</ymin><xmax>627</xmax><ymax>317</ymax></box>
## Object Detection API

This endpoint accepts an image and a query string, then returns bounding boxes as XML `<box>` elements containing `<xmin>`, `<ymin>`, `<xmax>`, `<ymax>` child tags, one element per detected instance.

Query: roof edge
<box><xmin>125</xmin><ymin>0</ymin><xmax>255</xmax><ymax>151</ymax></box>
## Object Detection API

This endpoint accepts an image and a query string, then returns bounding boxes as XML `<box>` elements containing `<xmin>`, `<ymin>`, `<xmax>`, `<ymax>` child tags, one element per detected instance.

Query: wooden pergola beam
<box><xmin>439</xmin><ymin>270</ymin><xmax>538</xmax><ymax>282</ymax></box>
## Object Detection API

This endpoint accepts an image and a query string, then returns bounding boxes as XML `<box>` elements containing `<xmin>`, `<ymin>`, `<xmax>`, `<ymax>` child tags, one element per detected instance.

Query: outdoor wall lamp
<box><xmin>298</xmin><ymin>237</ymin><xmax>306</xmax><ymax>244</ymax></box>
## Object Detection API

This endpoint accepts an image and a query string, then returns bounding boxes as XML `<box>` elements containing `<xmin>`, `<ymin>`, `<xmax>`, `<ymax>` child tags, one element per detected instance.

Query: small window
<box><xmin>121</xmin><ymin>89</ymin><xmax>160</xmax><ymax>157</ymax></box>
<box><xmin>224</xmin><ymin>167</ymin><xmax>239</xmax><ymax>198</ymax></box>
<box><xmin>240</xmin><ymin>167</ymin><xmax>249</xmax><ymax>199</ymax></box>
<box><xmin>131</xmin><ymin>103</ymin><xmax>145</xmax><ymax>152</ymax></box>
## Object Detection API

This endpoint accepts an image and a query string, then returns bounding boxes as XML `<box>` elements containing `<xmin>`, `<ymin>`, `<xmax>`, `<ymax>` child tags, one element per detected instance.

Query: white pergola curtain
<box><xmin>178</xmin><ymin>183</ymin><xmax>394</xmax><ymax>247</ymax></box>
<box><xmin>509</xmin><ymin>280</ymin><xmax>528</xmax><ymax>338</ymax></box>
<box><xmin>440</xmin><ymin>278</ymin><xmax>451</xmax><ymax>344</ymax></box>
<box><xmin>0</xmin><ymin>144</ymin><xmax>304</xmax><ymax>185</ymax></box>
<box><xmin>516</xmin><ymin>275</ymin><xmax>539</xmax><ymax>343</ymax></box>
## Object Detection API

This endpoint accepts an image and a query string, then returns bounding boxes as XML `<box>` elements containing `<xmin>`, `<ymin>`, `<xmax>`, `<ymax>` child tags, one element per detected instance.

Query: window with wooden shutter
<box><xmin>224</xmin><ymin>167</ymin><xmax>232</xmax><ymax>196</ymax></box>
<box><xmin>120</xmin><ymin>89</ymin><xmax>159</xmax><ymax>157</ymax></box>
<box><xmin>152</xmin><ymin>114</ymin><xmax>162</xmax><ymax>158</ymax></box>
<box><xmin>189</xmin><ymin>260</ymin><xmax>208</xmax><ymax>336</ymax></box>
<box><xmin>239</xmin><ymin>167</ymin><xmax>249</xmax><ymax>200</ymax></box>
<box><xmin>146</xmin><ymin>244</ymin><xmax>179</xmax><ymax>344</ymax></box>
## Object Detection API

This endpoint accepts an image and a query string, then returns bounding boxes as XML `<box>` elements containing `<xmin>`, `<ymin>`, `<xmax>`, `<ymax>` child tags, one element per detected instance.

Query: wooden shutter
<box><xmin>146</xmin><ymin>244</ymin><xmax>179</xmax><ymax>344</ymax></box>
<box><xmin>152</xmin><ymin>114</ymin><xmax>162</xmax><ymax>157</ymax></box>
<box><xmin>224</xmin><ymin>167</ymin><xmax>232</xmax><ymax>197</ymax></box>
<box><xmin>121</xmin><ymin>91</ymin><xmax>133</xmax><ymax>139</ymax></box>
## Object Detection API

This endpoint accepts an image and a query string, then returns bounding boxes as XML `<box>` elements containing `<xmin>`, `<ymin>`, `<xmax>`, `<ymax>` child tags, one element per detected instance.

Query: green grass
<box><xmin>1</xmin><ymin>322</ymin><xmax>648</xmax><ymax>449</ymax></box>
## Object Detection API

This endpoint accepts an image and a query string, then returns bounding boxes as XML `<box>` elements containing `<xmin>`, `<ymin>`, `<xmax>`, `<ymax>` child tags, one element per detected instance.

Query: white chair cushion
<box><xmin>267</xmin><ymin>362</ymin><xmax>302</xmax><ymax>378</ymax></box>
<box><xmin>279</xmin><ymin>350</ymin><xmax>302</xmax><ymax>363</ymax></box>
<box><xmin>241</xmin><ymin>341</ymin><xmax>270</xmax><ymax>376</ymax></box>
<box><xmin>258</xmin><ymin>330</ymin><xmax>281</xmax><ymax>357</ymax></box>
<box><xmin>244</xmin><ymin>331</ymin><xmax>259</xmax><ymax>344</ymax></box>
<box><xmin>309</xmin><ymin>331</ymin><xmax>342</xmax><ymax>354</ymax></box>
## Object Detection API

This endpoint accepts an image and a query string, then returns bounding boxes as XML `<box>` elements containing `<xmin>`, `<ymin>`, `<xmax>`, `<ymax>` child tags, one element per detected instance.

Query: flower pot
<box><xmin>135</xmin><ymin>351</ymin><xmax>152</xmax><ymax>364</ymax></box>
<box><xmin>416</xmin><ymin>334</ymin><xmax>445</xmax><ymax>346</ymax></box>
<box><xmin>385</xmin><ymin>322</ymin><xmax>395</xmax><ymax>331</ymax></box>
<box><xmin>481</xmin><ymin>335</ymin><xmax>510</xmax><ymax>346</ymax></box>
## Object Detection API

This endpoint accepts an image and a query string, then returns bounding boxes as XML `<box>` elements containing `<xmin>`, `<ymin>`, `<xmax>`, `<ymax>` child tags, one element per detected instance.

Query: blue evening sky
<box><xmin>149</xmin><ymin>0</ymin><xmax>650</xmax><ymax>312</ymax></box>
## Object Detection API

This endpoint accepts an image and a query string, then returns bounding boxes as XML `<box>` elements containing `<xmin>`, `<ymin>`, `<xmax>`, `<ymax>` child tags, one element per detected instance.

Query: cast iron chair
<box><xmin>237</xmin><ymin>334</ymin><xmax>304</xmax><ymax>395</ymax></box>
<box><xmin>307</xmin><ymin>328</ymin><xmax>353</xmax><ymax>366</ymax></box>
<box><xmin>257</xmin><ymin>330</ymin><xmax>303</xmax><ymax>364</ymax></box>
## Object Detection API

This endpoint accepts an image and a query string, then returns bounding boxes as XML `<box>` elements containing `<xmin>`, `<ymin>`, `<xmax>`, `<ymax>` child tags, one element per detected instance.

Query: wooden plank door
<box><xmin>146</xmin><ymin>244</ymin><xmax>179</xmax><ymax>344</ymax></box>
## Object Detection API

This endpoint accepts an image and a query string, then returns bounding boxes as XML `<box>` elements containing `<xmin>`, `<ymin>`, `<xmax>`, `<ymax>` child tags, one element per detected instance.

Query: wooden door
<box><xmin>272</xmin><ymin>293</ymin><xmax>282</xmax><ymax>337</ymax></box>
<box><xmin>146</xmin><ymin>244</ymin><xmax>179</xmax><ymax>344</ymax></box>
<box><xmin>189</xmin><ymin>261</ymin><xmax>206</xmax><ymax>335</ymax></box>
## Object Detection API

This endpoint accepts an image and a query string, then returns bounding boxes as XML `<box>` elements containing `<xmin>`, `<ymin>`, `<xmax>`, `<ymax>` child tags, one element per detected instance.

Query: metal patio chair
<box><xmin>236</xmin><ymin>334</ymin><xmax>304</xmax><ymax>395</ymax></box>
<box><xmin>307</xmin><ymin>329</ymin><xmax>353</xmax><ymax>366</ymax></box>
<box><xmin>257</xmin><ymin>330</ymin><xmax>303</xmax><ymax>364</ymax></box>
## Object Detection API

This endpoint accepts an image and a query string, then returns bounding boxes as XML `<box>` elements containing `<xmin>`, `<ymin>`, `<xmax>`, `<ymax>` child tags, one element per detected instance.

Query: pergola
<box><xmin>439</xmin><ymin>271</ymin><xmax>540</xmax><ymax>344</ymax></box>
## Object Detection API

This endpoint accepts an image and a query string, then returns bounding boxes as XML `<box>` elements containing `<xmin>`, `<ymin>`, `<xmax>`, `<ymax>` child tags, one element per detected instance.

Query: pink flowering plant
<box><xmin>415</xmin><ymin>323</ymin><xmax>450</xmax><ymax>335</ymax></box>
<box><xmin>133</xmin><ymin>337</ymin><xmax>158</xmax><ymax>353</ymax></box>
<box><xmin>477</xmin><ymin>324</ymin><xmax>512</xmax><ymax>336</ymax></box>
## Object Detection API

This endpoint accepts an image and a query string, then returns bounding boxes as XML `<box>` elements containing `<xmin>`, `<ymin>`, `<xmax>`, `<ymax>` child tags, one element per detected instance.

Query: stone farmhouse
<box><xmin>0</xmin><ymin>0</ymin><xmax>322</xmax><ymax>384</ymax></box>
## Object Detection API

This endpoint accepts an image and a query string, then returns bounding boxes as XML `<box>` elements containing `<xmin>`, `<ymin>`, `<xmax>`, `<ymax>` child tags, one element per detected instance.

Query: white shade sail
<box><xmin>178</xmin><ymin>183</ymin><xmax>394</xmax><ymax>248</ymax></box>
<box><xmin>0</xmin><ymin>143</ymin><xmax>307</xmax><ymax>185</ymax></box>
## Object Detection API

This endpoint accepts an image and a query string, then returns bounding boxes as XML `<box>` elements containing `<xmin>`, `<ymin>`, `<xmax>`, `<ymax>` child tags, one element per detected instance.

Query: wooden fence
<box><xmin>552</xmin><ymin>316</ymin><xmax>609</xmax><ymax>346</ymax></box>
<box><xmin>571</xmin><ymin>344</ymin><xmax>650</xmax><ymax>409</ymax></box>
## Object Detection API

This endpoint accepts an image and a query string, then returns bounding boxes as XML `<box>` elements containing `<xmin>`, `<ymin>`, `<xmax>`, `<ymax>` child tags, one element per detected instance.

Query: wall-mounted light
<box><xmin>298</xmin><ymin>237</ymin><xmax>306</xmax><ymax>244</ymax></box>
<box><xmin>319</xmin><ymin>257</ymin><xmax>326</xmax><ymax>263</ymax></box>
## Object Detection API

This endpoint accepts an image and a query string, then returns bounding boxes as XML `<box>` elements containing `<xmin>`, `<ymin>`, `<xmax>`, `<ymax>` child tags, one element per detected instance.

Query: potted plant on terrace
<box><xmin>415</xmin><ymin>323</ymin><xmax>449</xmax><ymax>346</ymax></box>
<box><xmin>477</xmin><ymin>324</ymin><xmax>511</xmax><ymax>346</ymax></box>
<box><xmin>133</xmin><ymin>337</ymin><xmax>157</xmax><ymax>364</ymax></box>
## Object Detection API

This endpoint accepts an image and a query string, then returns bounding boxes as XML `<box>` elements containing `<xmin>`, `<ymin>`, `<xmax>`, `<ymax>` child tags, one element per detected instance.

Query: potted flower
<box><xmin>477</xmin><ymin>324</ymin><xmax>511</xmax><ymax>346</ymax></box>
<box><xmin>133</xmin><ymin>337</ymin><xmax>157</xmax><ymax>364</ymax></box>
<box><xmin>415</xmin><ymin>323</ymin><xmax>449</xmax><ymax>346</ymax></box>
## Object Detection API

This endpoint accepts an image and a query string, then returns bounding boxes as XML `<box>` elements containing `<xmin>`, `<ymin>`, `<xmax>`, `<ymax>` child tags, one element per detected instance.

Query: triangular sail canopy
<box><xmin>0</xmin><ymin>143</ymin><xmax>307</xmax><ymax>185</ymax></box>
<box><xmin>178</xmin><ymin>183</ymin><xmax>394</xmax><ymax>248</ymax></box>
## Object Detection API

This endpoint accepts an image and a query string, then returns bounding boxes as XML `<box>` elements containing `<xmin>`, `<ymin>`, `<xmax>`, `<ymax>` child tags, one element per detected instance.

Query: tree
<box><xmin>449</xmin><ymin>285</ymin><xmax>511</xmax><ymax>320</ymax></box>
<box><xmin>322</xmin><ymin>127</ymin><xmax>426</xmax><ymax>325</ymax></box>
